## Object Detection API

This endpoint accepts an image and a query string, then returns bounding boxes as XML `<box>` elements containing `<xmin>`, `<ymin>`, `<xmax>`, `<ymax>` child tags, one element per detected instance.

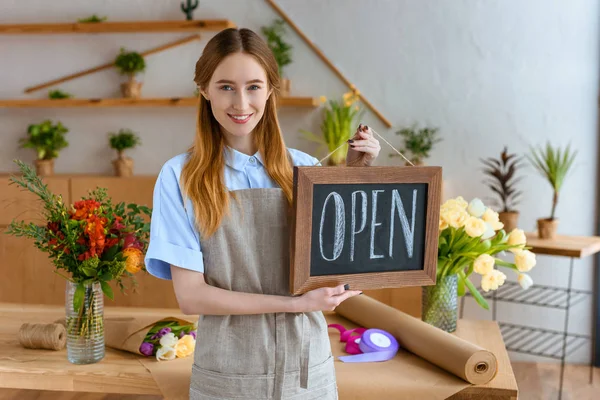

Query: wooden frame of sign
<box><xmin>290</xmin><ymin>166</ymin><xmax>442</xmax><ymax>295</ymax></box>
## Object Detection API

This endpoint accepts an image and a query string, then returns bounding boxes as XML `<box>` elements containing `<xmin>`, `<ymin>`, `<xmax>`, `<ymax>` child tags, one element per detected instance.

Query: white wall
<box><xmin>1</xmin><ymin>0</ymin><xmax>598</xmax><ymax>364</ymax></box>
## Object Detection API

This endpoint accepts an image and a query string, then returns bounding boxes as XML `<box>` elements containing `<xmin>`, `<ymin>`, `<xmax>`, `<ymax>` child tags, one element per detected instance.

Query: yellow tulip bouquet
<box><xmin>437</xmin><ymin>196</ymin><xmax>537</xmax><ymax>310</ymax></box>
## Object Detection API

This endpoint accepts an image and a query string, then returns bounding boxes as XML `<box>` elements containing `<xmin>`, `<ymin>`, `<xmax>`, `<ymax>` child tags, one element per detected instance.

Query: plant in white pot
<box><xmin>19</xmin><ymin>120</ymin><xmax>69</xmax><ymax>176</ymax></box>
<box><xmin>527</xmin><ymin>142</ymin><xmax>577</xmax><ymax>239</ymax></box>
<box><xmin>109</xmin><ymin>129</ymin><xmax>141</xmax><ymax>177</ymax></box>
<box><xmin>114</xmin><ymin>48</ymin><xmax>146</xmax><ymax>99</ymax></box>
<box><xmin>480</xmin><ymin>147</ymin><xmax>523</xmax><ymax>233</ymax></box>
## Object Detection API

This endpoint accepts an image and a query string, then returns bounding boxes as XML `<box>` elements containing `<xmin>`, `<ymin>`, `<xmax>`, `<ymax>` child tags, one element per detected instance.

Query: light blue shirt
<box><xmin>144</xmin><ymin>147</ymin><xmax>320</xmax><ymax>280</ymax></box>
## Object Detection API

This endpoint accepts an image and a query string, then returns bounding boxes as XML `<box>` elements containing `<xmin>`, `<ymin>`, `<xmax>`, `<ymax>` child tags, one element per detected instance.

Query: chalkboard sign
<box><xmin>290</xmin><ymin>166</ymin><xmax>442</xmax><ymax>295</ymax></box>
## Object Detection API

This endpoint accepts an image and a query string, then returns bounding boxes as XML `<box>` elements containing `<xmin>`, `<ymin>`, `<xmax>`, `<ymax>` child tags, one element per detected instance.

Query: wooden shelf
<box><xmin>0</xmin><ymin>20</ymin><xmax>236</xmax><ymax>34</ymax></box>
<box><xmin>0</xmin><ymin>97</ymin><xmax>321</xmax><ymax>108</ymax></box>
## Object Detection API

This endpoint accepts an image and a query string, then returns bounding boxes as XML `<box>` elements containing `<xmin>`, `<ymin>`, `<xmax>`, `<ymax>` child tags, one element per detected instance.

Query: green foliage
<box><xmin>114</xmin><ymin>48</ymin><xmax>146</xmax><ymax>76</ymax></box>
<box><xmin>77</xmin><ymin>14</ymin><xmax>107</xmax><ymax>23</ymax></box>
<box><xmin>48</xmin><ymin>89</ymin><xmax>72</xmax><ymax>99</ymax></box>
<box><xmin>261</xmin><ymin>19</ymin><xmax>292</xmax><ymax>76</ymax></box>
<box><xmin>527</xmin><ymin>142</ymin><xmax>577</xmax><ymax>219</ymax></box>
<box><xmin>20</xmin><ymin>120</ymin><xmax>69</xmax><ymax>160</ymax></box>
<box><xmin>393</xmin><ymin>125</ymin><xmax>441</xmax><ymax>164</ymax></box>
<box><xmin>481</xmin><ymin>147</ymin><xmax>523</xmax><ymax>212</ymax></box>
<box><xmin>301</xmin><ymin>92</ymin><xmax>363</xmax><ymax>165</ymax></box>
<box><xmin>109</xmin><ymin>129</ymin><xmax>141</xmax><ymax>153</ymax></box>
<box><xmin>180</xmin><ymin>0</ymin><xmax>199</xmax><ymax>21</ymax></box>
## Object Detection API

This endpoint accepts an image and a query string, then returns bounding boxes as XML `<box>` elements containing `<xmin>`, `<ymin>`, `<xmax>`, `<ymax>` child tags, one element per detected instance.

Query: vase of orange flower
<box><xmin>5</xmin><ymin>160</ymin><xmax>151</xmax><ymax>364</ymax></box>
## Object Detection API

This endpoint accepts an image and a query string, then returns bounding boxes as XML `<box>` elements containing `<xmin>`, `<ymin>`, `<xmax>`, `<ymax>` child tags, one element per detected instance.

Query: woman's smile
<box><xmin>227</xmin><ymin>113</ymin><xmax>253</xmax><ymax>124</ymax></box>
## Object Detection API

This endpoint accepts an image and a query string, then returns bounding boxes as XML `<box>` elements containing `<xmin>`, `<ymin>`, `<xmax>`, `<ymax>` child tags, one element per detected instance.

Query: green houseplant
<box><xmin>301</xmin><ymin>90</ymin><xmax>363</xmax><ymax>166</ymax></box>
<box><xmin>114</xmin><ymin>48</ymin><xmax>146</xmax><ymax>99</ymax></box>
<box><xmin>109</xmin><ymin>129</ymin><xmax>141</xmax><ymax>177</ymax></box>
<box><xmin>261</xmin><ymin>19</ymin><xmax>292</xmax><ymax>96</ymax></box>
<box><xmin>49</xmin><ymin>89</ymin><xmax>73</xmax><ymax>99</ymax></box>
<box><xmin>77</xmin><ymin>15</ymin><xmax>107</xmax><ymax>23</ymax></box>
<box><xmin>392</xmin><ymin>125</ymin><xmax>441</xmax><ymax>165</ymax></box>
<box><xmin>19</xmin><ymin>120</ymin><xmax>69</xmax><ymax>176</ymax></box>
<box><xmin>527</xmin><ymin>142</ymin><xmax>577</xmax><ymax>239</ymax></box>
<box><xmin>481</xmin><ymin>147</ymin><xmax>523</xmax><ymax>233</ymax></box>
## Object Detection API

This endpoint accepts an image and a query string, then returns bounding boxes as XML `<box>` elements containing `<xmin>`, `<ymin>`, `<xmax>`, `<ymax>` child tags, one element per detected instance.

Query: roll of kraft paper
<box><xmin>334</xmin><ymin>295</ymin><xmax>498</xmax><ymax>385</ymax></box>
<box><xmin>338</xmin><ymin>329</ymin><xmax>399</xmax><ymax>363</ymax></box>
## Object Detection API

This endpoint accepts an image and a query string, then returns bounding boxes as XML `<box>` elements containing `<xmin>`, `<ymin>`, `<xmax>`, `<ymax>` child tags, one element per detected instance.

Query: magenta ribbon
<box><xmin>328</xmin><ymin>324</ymin><xmax>399</xmax><ymax>363</ymax></box>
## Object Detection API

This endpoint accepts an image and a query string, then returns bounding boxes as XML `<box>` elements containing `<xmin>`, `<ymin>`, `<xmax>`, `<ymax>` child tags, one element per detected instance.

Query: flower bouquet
<box><xmin>422</xmin><ymin>196</ymin><xmax>537</xmax><ymax>332</ymax></box>
<box><xmin>5</xmin><ymin>160</ymin><xmax>151</xmax><ymax>364</ymax></box>
<box><xmin>103</xmin><ymin>316</ymin><xmax>197</xmax><ymax>361</ymax></box>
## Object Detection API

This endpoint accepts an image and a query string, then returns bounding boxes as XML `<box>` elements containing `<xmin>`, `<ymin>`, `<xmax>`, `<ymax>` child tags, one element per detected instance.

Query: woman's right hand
<box><xmin>294</xmin><ymin>284</ymin><xmax>363</xmax><ymax>313</ymax></box>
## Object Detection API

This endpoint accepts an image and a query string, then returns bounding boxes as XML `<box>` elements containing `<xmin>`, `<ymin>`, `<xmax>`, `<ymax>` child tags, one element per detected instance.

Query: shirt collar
<box><xmin>223</xmin><ymin>146</ymin><xmax>264</xmax><ymax>171</ymax></box>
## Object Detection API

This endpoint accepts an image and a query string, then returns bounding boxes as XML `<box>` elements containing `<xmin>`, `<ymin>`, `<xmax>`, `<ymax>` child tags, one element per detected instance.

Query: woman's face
<box><xmin>202</xmin><ymin>52</ymin><xmax>272</xmax><ymax>141</ymax></box>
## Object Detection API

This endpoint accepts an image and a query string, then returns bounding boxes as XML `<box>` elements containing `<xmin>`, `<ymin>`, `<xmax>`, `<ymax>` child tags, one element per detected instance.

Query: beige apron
<box><xmin>189</xmin><ymin>188</ymin><xmax>338</xmax><ymax>400</ymax></box>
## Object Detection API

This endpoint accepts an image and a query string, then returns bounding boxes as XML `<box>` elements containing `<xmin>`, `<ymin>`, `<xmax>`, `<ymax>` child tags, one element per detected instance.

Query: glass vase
<box><xmin>65</xmin><ymin>280</ymin><xmax>105</xmax><ymax>364</ymax></box>
<box><xmin>422</xmin><ymin>274</ymin><xmax>458</xmax><ymax>333</ymax></box>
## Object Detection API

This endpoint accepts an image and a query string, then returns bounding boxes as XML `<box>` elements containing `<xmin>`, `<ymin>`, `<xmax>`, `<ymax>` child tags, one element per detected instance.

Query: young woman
<box><xmin>145</xmin><ymin>28</ymin><xmax>380</xmax><ymax>399</ymax></box>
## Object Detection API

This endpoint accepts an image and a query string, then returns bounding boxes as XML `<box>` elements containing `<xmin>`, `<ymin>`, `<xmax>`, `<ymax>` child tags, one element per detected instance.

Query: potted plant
<box><xmin>109</xmin><ymin>129</ymin><xmax>141</xmax><ymax>177</ymax></box>
<box><xmin>300</xmin><ymin>90</ymin><xmax>363</xmax><ymax>166</ymax></box>
<box><xmin>392</xmin><ymin>124</ymin><xmax>441</xmax><ymax>166</ymax></box>
<box><xmin>180</xmin><ymin>0</ymin><xmax>199</xmax><ymax>20</ymax></box>
<box><xmin>48</xmin><ymin>89</ymin><xmax>72</xmax><ymax>99</ymax></box>
<box><xmin>261</xmin><ymin>19</ymin><xmax>293</xmax><ymax>97</ymax></box>
<box><xmin>19</xmin><ymin>120</ymin><xmax>69</xmax><ymax>176</ymax></box>
<box><xmin>114</xmin><ymin>48</ymin><xmax>146</xmax><ymax>99</ymax></box>
<box><xmin>481</xmin><ymin>147</ymin><xmax>523</xmax><ymax>233</ymax></box>
<box><xmin>77</xmin><ymin>15</ymin><xmax>107</xmax><ymax>23</ymax></box>
<box><xmin>528</xmin><ymin>142</ymin><xmax>577</xmax><ymax>239</ymax></box>
<box><xmin>6</xmin><ymin>160</ymin><xmax>151</xmax><ymax>364</ymax></box>
<box><xmin>423</xmin><ymin>196</ymin><xmax>537</xmax><ymax>332</ymax></box>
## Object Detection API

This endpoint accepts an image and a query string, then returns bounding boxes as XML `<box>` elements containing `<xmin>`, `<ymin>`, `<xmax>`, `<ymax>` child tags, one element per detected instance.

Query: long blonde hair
<box><xmin>181</xmin><ymin>28</ymin><xmax>293</xmax><ymax>239</ymax></box>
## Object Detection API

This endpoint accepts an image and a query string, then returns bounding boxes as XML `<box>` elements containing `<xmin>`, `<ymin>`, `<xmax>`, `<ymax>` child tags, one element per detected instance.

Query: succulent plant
<box><xmin>480</xmin><ymin>147</ymin><xmax>523</xmax><ymax>213</ymax></box>
<box><xmin>48</xmin><ymin>89</ymin><xmax>72</xmax><ymax>99</ymax></box>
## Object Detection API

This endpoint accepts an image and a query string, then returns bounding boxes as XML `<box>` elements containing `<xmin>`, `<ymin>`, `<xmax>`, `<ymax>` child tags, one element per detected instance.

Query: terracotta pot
<box><xmin>499</xmin><ymin>211</ymin><xmax>519</xmax><ymax>233</ymax></box>
<box><xmin>537</xmin><ymin>218</ymin><xmax>559</xmax><ymax>240</ymax></box>
<box><xmin>35</xmin><ymin>159</ymin><xmax>54</xmax><ymax>176</ymax></box>
<box><xmin>112</xmin><ymin>158</ymin><xmax>134</xmax><ymax>177</ymax></box>
<box><xmin>120</xmin><ymin>78</ymin><xmax>143</xmax><ymax>99</ymax></box>
<box><xmin>280</xmin><ymin>78</ymin><xmax>291</xmax><ymax>97</ymax></box>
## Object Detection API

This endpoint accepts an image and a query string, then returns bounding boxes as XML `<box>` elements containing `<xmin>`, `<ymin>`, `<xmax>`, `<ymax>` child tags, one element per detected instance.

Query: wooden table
<box><xmin>0</xmin><ymin>303</ymin><xmax>517</xmax><ymax>399</ymax></box>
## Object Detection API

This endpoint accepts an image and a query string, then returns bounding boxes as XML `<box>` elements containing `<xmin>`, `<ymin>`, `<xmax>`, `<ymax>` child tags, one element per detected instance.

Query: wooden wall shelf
<box><xmin>0</xmin><ymin>20</ymin><xmax>236</xmax><ymax>34</ymax></box>
<box><xmin>0</xmin><ymin>97</ymin><xmax>321</xmax><ymax>108</ymax></box>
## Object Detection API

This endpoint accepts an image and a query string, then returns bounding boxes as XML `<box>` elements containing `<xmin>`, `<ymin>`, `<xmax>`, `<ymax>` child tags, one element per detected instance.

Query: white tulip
<box><xmin>481</xmin><ymin>270</ymin><xmax>507</xmax><ymax>292</ymax></box>
<box><xmin>481</xmin><ymin>222</ymin><xmax>496</xmax><ymax>240</ymax></box>
<box><xmin>518</xmin><ymin>273</ymin><xmax>533</xmax><ymax>290</ymax></box>
<box><xmin>467</xmin><ymin>198</ymin><xmax>486</xmax><ymax>218</ymax></box>
<box><xmin>159</xmin><ymin>332</ymin><xmax>179</xmax><ymax>348</ymax></box>
<box><xmin>515</xmin><ymin>250</ymin><xmax>536</xmax><ymax>272</ymax></box>
<box><xmin>473</xmin><ymin>254</ymin><xmax>495</xmax><ymax>275</ymax></box>
<box><xmin>156</xmin><ymin>345</ymin><xmax>177</xmax><ymax>361</ymax></box>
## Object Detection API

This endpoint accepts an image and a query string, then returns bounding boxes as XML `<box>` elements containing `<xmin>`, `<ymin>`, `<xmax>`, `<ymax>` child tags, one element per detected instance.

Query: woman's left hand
<box><xmin>346</xmin><ymin>124</ymin><xmax>381</xmax><ymax>167</ymax></box>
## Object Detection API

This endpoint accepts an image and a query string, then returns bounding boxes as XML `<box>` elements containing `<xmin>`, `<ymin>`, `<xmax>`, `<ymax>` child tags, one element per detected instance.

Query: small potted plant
<box><xmin>300</xmin><ymin>91</ymin><xmax>363</xmax><ymax>166</ymax></box>
<box><xmin>77</xmin><ymin>14</ymin><xmax>107</xmax><ymax>23</ymax></box>
<box><xmin>528</xmin><ymin>142</ymin><xmax>577</xmax><ymax>239</ymax></box>
<box><xmin>109</xmin><ymin>129</ymin><xmax>141</xmax><ymax>177</ymax></box>
<box><xmin>180</xmin><ymin>0</ymin><xmax>199</xmax><ymax>20</ymax></box>
<box><xmin>392</xmin><ymin>124</ymin><xmax>441</xmax><ymax>166</ymax></box>
<box><xmin>114</xmin><ymin>48</ymin><xmax>146</xmax><ymax>99</ymax></box>
<box><xmin>481</xmin><ymin>147</ymin><xmax>523</xmax><ymax>233</ymax></box>
<box><xmin>48</xmin><ymin>89</ymin><xmax>72</xmax><ymax>99</ymax></box>
<box><xmin>261</xmin><ymin>19</ymin><xmax>293</xmax><ymax>97</ymax></box>
<box><xmin>19</xmin><ymin>120</ymin><xmax>69</xmax><ymax>176</ymax></box>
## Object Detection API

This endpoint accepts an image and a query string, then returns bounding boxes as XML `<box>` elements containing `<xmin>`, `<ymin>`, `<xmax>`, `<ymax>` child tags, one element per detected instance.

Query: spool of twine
<box><xmin>18</xmin><ymin>323</ymin><xmax>67</xmax><ymax>351</ymax></box>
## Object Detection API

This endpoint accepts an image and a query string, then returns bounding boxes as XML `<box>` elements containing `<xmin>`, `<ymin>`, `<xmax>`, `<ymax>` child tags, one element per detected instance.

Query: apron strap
<box><xmin>273</xmin><ymin>312</ymin><xmax>287</xmax><ymax>399</ymax></box>
<box><xmin>299</xmin><ymin>312</ymin><xmax>310</xmax><ymax>389</ymax></box>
